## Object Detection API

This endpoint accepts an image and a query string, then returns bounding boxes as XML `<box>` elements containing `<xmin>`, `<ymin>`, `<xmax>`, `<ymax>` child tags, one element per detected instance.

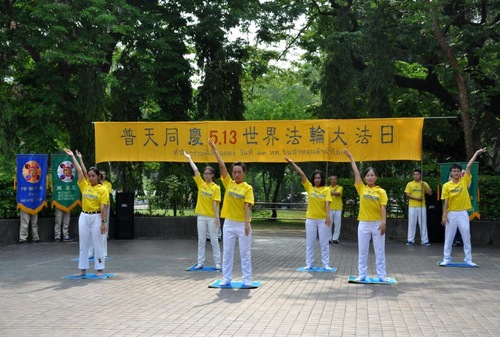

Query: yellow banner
<box><xmin>94</xmin><ymin>118</ymin><xmax>423</xmax><ymax>163</ymax></box>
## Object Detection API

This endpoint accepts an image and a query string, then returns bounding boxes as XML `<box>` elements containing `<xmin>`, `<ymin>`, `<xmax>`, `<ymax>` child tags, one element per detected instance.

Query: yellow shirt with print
<box><xmin>355</xmin><ymin>182</ymin><xmax>388</xmax><ymax>221</ymax></box>
<box><xmin>404</xmin><ymin>181</ymin><xmax>430</xmax><ymax>207</ymax></box>
<box><xmin>194</xmin><ymin>175</ymin><xmax>221</xmax><ymax>218</ymax></box>
<box><xmin>221</xmin><ymin>175</ymin><xmax>254</xmax><ymax>222</ymax></box>
<box><xmin>78</xmin><ymin>179</ymin><xmax>109</xmax><ymax>212</ymax></box>
<box><xmin>329</xmin><ymin>185</ymin><xmax>343</xmax><ymax>211</ymax></box>
<box><xmin>303</xmin><ymin>180</ymin><xmax>332</xmax><ymax>219</ymax></box>
<box><xmin>441</xmin><ymin>173</ymin><xmax>472</xmax><ymax>211</ymax></box>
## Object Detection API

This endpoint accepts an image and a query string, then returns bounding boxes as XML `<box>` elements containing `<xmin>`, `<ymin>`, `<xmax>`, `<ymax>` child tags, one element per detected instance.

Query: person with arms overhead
<box><xmin>65</xmin><ymin>148</ymin><xmax>109</xmax><ymax>277</ymax></box>
<box><xmin>344</xmin><ymin>149</ymin><xmax>389</xmax><ymax>282</ymax></box>
<box><xmin>285</xmin><ymin>157</ymin><xmax>332</xmax><ymax>270</ymax></box>
<box><xmin>209</xmin><ymin>140</ymin><xmax>254</xmax><ymax>287</ymax></box>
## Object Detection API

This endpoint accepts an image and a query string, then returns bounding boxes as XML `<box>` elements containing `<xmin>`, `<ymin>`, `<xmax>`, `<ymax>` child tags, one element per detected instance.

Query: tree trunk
<box><xmin>429</xmin><ymin>7</ymin><xmax>474</xmax><ymax>158</ymax></box>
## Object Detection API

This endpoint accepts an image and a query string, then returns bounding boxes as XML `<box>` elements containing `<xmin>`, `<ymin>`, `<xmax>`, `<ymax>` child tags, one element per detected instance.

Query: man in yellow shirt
<box><xmin>404</xmin><ymin>169</ymin><xmax>432</xmax><ymax>246</ymax></box>
<box><xmin>440</xmin><ymin>148</ymin><xmax>487</xmax><ymax>266</ymax></box>
<box><xmin>328</xmin><ymin>175</ymin><xmax>343</xmax><ymax>244</ymax></box>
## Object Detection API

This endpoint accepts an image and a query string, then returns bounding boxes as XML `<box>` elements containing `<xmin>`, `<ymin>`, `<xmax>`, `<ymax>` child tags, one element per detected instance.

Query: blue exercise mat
<box><xmin>71</xmin><ymin>256</ymin><xmax>112</xmax><ymax>262</ymax></box>
<box><xmin>63</xmin><ymin>273</ymin><xmax>117</xmax><ymax>279</ymax></box>
<box><xmin>347</xmin><ymin>276</ymin><xmax>397</xmax><ymax>284</ymax></box>
<box><xmin>296</xmin><ymin>266</ymin><xmax>337</xmax><ymax>272</ymax></box>
<box><xmin>437</xmin><ymin>261</ymin><xmax>479</xmax><ymax>268</ymax></box>
<box><xmin>186</xmin><ymin>265</ymin><xmax>222</xmax><ymax>272</ymax></box>
<box><xmin>208</xmin><ymin>279</ymin><xmax>263</xmax><ymax>289</ymax></box>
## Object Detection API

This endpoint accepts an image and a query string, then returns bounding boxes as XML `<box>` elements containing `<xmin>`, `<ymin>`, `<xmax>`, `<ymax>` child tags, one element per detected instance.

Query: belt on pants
<box><xmin>82</xmin><ymin>211</ymin><xmax>100</xmax><ymax>214</ymax></box>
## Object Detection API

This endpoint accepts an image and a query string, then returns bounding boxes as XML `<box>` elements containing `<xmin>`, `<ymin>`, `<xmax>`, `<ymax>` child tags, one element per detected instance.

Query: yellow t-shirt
<box><xmin>354</xmin><ymin>182</ymin><xmax>388</xmax><ymax>221</ymax></box>
<box><xmin>101</xmin><ymin>180</ymin><xmax>112</xmax><ymax>205</ymax></box>
<box><xmin>329</xmin><ymin>185</ymin><xmax>343</xmax><ymax>211</ymax></box>
<box><xmin>221</xmin><ymin>175</ymin><xmax>254</xmax><ymax>222</ymax></box>
<box><xmin>303</xmin><ymin>180</ymin><xmax>332</xmax><ymax>219</ymax></box>
<box><xmin>441</xmin><ymin>173</ymin><xmax>472</xmax><ymax>211</ymax></box>
<box><xmin>404</xmin><ymin>181</ymin><xmax>430</xmax><ymax>207</ymax></box>
<box><xmin>78</xmin><ymin>179</ymin><xmax>109</xmax><ymax>212</ymax></box>
<box><xmin>194</xmin><ymin>175</ymin><xmax>221</xmax><ymax>217</ymax></box>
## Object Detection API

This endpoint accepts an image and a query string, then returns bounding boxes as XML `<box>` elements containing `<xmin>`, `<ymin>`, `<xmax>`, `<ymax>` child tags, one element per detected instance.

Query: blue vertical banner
<box><xmin>16</xmin><ymin>154</ymin><xmax>48</xmax><ymax>214</ymax></box>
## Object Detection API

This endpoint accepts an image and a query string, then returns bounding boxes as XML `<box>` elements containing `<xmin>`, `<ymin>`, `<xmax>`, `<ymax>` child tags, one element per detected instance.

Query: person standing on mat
<box><xmin>344</xmin><ymin>149</ymin><xmax>389</xmax><ymax>282</ymax></box>
<box><xmin>285</xmin><ymin>157</ymin><xmax>332</xmax><ymax>270</ymax></box>
<box><xmin>184</xmin><ymin>151</ymin><xmax>222</xmax><ymax>270</ymax></box>
<box><xmin>404</xmin><ymin>169</ymin><xmax>432</xmax><ymax>246</ymax></box>
<box><xmin>209</xmin><ymin>140</ymin><xmax>254</xmax><ymax>287</ymax></box>
<box><xmin>440</xmin><ymin>148</ymin><xmax>487</xmax><ymax>267</ymax></box>
<box><xmin>328</xmin><ymin>175</ymin><xmax>343</xmax><ymax>245</ymax></box>
<box><xmin>65</xmin><ymin>148</ymin><xmax>109</xmax><ymax>277</ymax></box>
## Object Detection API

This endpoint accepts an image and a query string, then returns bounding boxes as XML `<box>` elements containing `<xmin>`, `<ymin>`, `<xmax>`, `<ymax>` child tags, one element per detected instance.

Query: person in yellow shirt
<box><xmin>328</xmin><ymin>175</ymin><xmax>343</xmax><ymax>244</ymax></box>
<box><xmin>184</xmin><ymin>151</ymin><xmax>222</xmax><ymax>270</ymax></box>
<box><xmin>285</xmin><ymin>157</ymin><xmax>332</xmax><ymax>270</ymax></box>
<box><xmin>65</xmin><ymin>149</ymin><xmax>109</xmax><ymax>277</ymax></box>
<box><xmin>344</xmin><ymin>149</ymin><xmax>389</xmax><ymax>282</ymax></box>
<box><xmin>209</xmin><ymin>140</ymin><xmax>254</xmax><ymax>287</ymax></box>
<box><xmin>404</xmin><ymin>169</ymin><xmax>432</xmax><ymax>246</ymax></box>
<box><xmin>440</xmin><ymin>148</ymin><xmax>487</xmax><ymax>266</ymax></box>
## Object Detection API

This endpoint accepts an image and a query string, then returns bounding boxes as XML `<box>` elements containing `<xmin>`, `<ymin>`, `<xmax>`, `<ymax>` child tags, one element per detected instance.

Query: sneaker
<box><xmin>63</xmin><ymin>237</ymin><xmax>74</xmax><ymax>242</ymax></box>
<box><xmin>215</xmin><ymin>264</ymin><xmax>222</xmax><ymax>270</ymax></box>
<box><xmin>54</xmin><ymin>237</ymin><xmax>61</xmax><ymax>242</ymax></box>
<box><xmin>452</xmin><ymin>241</ymin><xmax>462</xmax><ymax>247</ymax></box>
<box><xmin>406</xmin><ymin>241</ymin><xmax>414</xmax><ymax>246</ymax></box>
<box><xmin>33</xmin><ymin>239</ymin><xmax>40</xmax><ymax>243</ymax></box>
<box><xmin>194</xmin><ymin>264</ymin><xmax>203</xmax><ymax>269</ymax></box>
<box><xmin>422</xmin><ymin>242</ymin><xmax>431</xmax><ymax>246</ymax></box>
<box><xmin>324</xmin><ymin>265</ymin><xmax>332</xmax><ymax>271</ymax></box>
<box><xmin>19</xmin><ymin>239</ymin><xmax>27</xmax><ymax>244</ymax></box>
<box><xmin>332</xmin><ymin>240</ymin><xmax>339</xmax><ymax>244</ymax></box>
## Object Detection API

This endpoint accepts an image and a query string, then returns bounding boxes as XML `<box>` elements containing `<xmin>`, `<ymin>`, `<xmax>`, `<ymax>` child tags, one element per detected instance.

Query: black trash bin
<box><xmin>426</xmin><ymin>195</ymin><xmax>444</xmax><ymax>243</ymax></box>
<box><xmin>115</xmin><ymin>192</ymin><xmax>134</xmax><ymax>239</ymax></box>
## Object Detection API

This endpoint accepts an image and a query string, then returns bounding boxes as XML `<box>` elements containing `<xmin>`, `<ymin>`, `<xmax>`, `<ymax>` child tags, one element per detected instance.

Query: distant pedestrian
<box><xmin>285</xmin><ymin>157</ymin><xmax>332</xmax><ymax>270</ymax></box>
<box><xmin>404</xmin><ymin>169</ymin><xmax>432</xmax><ymax>246</ymax></box>
<box><xmin>328</xmin><ymin>175</ymin><xmax>343</xmax><ymax>244</ymax></box>
<box><xmin>344</xmin><ymin>149</ymin><xmax>389</xmax><ymax>282</ymax></box>
<box><xmin>19</xmin><ymin>210</ymin><xmax>40</xmax><ymax>243</ymax></box>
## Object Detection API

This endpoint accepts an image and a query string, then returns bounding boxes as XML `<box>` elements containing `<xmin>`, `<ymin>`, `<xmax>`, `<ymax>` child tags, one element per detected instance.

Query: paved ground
<box><xmin>1</xmin><ymin>230</ymin><xmax>499</xmax><ymax>337</ymax></box>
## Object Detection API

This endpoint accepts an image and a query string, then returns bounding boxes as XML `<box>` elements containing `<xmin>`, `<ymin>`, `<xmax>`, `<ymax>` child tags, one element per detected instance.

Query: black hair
<box><xmin>449</xmin><ymin>163</ymin><xmax>462</xmax><ymax>172</ymax></box>
<box><xmin>203</xmin><ymin>166</ymin><xmax>216</xmax><ymax>182</ymax></box>
<box><xmin>310</xmin><ymin>169</ymin><xmax>326</xmax><ymax>187</ymax></box>
<box><xmin>362</xmin><ymin>167</ymin><xmax>377</xmax><ymax>177</ymax></box>
<box><xmin>231</xmin><ymin>161</ymin><xmax>247</xmax><ymax>173</ymax></box>
<box><xmin>88</xmin><ymin>166</ymin><xmax>102</xmax><ymax>184</ymax></box>
<box><xmin>413</xmin><ymin>169</ymin><xmax>421</xmax><ymax>174</ymax></box>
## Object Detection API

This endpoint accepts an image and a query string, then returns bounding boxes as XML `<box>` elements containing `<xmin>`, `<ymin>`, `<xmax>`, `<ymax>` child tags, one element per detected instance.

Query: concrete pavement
<box><xmin>1</xmin><ymin>230</ymin><xmax>499</xmax><ymax>336</ymax></box>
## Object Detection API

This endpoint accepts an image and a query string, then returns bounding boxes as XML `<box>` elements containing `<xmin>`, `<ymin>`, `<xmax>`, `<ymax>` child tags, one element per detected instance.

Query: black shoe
<box><xmin>63</xmin><ymin>237</ymin><xmax>74</xmax><ymax>242</ymax></box>
<box><xmin>19</xmin><ymin>239</ymin><xmax>27</xmax><ymax>244</ymax></box>
<box><xmin>332</xmin><ymin>240</ymin><xmax>340</xmax><ymax>244</ymax></box>
<box><xmin>55</xmin><ymin>237</ymin><xmax>61</xmax><ymax>242</ymax></box>
<box><xmin>33</xmin><ymin>239</ymin><xmax>40</xmax><ymax>243</ymax></box>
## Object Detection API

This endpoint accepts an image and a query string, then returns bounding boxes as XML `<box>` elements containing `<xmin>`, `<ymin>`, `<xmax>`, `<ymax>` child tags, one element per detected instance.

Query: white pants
<box><xmin>407</xmin><ymin>206</ymin><xmax>429</xmax><ymax>243</ymax></box>
<box><xmin>222</xmin><ymin>219</ymin><xmax>252</xmax><ymax>284</ymax></box>
<box><xmin>54</xmin><ymin>208</ymin><xmax>71</xmax><ymax>240</ymax></box>
<box><xmin>19</xmin><ymin>211</ymin><xmax>39</xmax><ymax>241</ymax></box>
<box><xmin>305</xmin><ymin>219</ymin><xmax>331</xmax><ymax>267</ymax></box>
<box><xmin>88</xmin><ymin>205</ymin><xmax>109</xmax><ymax>257</ymax></box>
<box><xmin>79</xmin><ymin>213</ymin><xmax>105</xmax><ymax>271</ymax></box>
<box><xmin>358</xmin><ymin>221</ymin><xmax>386</xmax><ymax>279</ymax></box>
<box><xmin>443</xmin><ymin>211</ymin><xmax>472</xmax><ymax>264</ymax></box>
<box><xmin>197</xmin><ymin>215</ymin><xmax>221</xmax><ymax>265</ymax></box>
<box><xmin>329</xmin><ymin>210</ymin><xmax>343</xmax><ymax>241</ymax></box>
